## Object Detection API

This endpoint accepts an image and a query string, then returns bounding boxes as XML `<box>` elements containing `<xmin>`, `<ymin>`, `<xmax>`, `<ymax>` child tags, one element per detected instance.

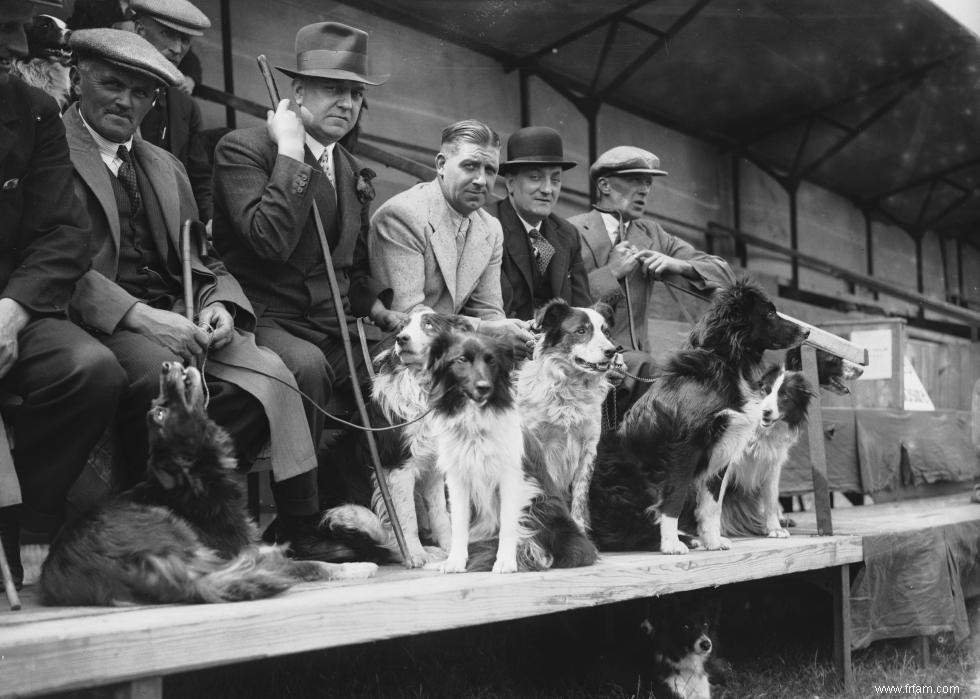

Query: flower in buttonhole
<box><xmin>356</xmin><ymin>167</ymin><xmax>377</xmax><ymax>204</ymax></box>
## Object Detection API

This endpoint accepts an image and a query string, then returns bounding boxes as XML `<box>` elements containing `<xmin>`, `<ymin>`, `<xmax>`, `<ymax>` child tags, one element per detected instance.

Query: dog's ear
<box><xmin>533</xmin><ymin>298</ymin><xmax>571</xmax><ymax>334</ymax></box>
<box><xmin>592</xmin><ymin>301</ymin><xmax>615</xmax><ymax>329</ymax></box>
<box><xmin>426</xmin><ymin>330</ymin><xmax>455</xmax><ymax>371</ymax></box>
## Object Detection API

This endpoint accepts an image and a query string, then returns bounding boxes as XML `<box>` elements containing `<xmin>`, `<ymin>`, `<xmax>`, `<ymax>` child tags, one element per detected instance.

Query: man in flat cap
<box><xmin>491</xmin><ymin>126</ymin><xmax>591</xmax><ymax>321</ymax></box>
<box><xmin>127</xmin><ymin>0</ymin><xmax>213</xmax><ymax>222</ymax></box>
<box><xmin>570</xmin><ymin>146</ymin><xmax>734</xmax><ymax>353</ymax></box>
<box><xmin>212</xmin><ymin>21</ymin><xmax>406</xmax><ymax>520</ymax></box>
<box><xmin>0</xmin><ymin>0</ymin><xmax>126</xmax><ymax>590</ymax></box>
<box><xmin>64</xmin><ymin>28</ymin><xmax>349</xmax><ymax>562</ymax></box>
<box><xmin>370</xmin><ymin>119</ymin><xmax>533</xmax><ymax>351</ymax></box>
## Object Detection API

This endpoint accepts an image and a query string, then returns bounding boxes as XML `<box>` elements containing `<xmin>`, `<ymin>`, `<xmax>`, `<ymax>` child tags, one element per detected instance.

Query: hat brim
<box><xmin>499</xmin><ymin>158</ymin><xmax>577</xmax><ymax>174</ymax></box>
<box><xmin>276</xmin><ymin>66</ymin><xmax>388</xmax><ymax>86</ymax></box>
<box><xmin>151</xmin><ymin>16</ymin><xmax>206</xmax><ymax>37</ymax></box>
<box><xmin>596</xmin><ymin>167</ymin><xmax>668</xmax><ymax>178</ymax></box>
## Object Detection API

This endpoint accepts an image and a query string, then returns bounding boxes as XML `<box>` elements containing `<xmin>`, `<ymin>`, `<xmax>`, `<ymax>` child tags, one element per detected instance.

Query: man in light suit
<box><xmin>64</xmin><ymin>29</ymin><xmax>344</xmax><ymax>562</ymax></box>
<box><xmin>570</xmin><ymin>146</ymin><xmax>735</xmax><ymax>353</ymax></box>
<box><xmin>369</xmin><ymin>119</ymin><xmax>532</xmax><ymax>348</ymax></box>
<box><xmin>491</xmin><ymin>126</ymin><xmax>591</xmax><ymax>321</ymax></box>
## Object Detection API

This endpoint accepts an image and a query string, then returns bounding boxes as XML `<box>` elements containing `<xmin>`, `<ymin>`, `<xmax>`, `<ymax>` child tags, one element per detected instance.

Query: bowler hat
<box><xmin>590</xmin><ymin>146</ymin><xmax>668</xmax><ymax>180</ymax></box>
<box><xmin>71</xmin><ymin>28</ymin><xmax>183</xmax><ymax>86</ymax></box>
<box><xmin>130</xmin><ymin>0</ymin><xmax>211</xmax><ymax>37</ymax></box>
<box><xmin>276</xmin><ymin>22</ymin><xmax>388</xmax><ymax>86</ymax></box>
<box><xmin>499</xmin><ymin>126</ymin><xmax>576</xmax><ymax>174</ymax></box>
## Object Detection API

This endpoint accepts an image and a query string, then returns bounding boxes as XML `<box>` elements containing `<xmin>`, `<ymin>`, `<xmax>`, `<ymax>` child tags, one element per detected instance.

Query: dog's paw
<box><xmin>699</xmin><ymin>535</ymin><xmax>732</xmax><ymax>551</ymax></box>
<box><xmin>491</xmin><ymin>556</ymin><xmax>518</xmax><ymax>574</ymax></box>
<box><xmin>767</xmin><ymin>528</ymin><xmax>790</xmax><ymax>539</ymax></box>
<box><xmin>778</xmin><ymin>515</ymin><xmax>796</xmax><ymax>528</ymax></box>
<box><xmin>439</xmin><ymin>555</ymin><xmax>469</xmax><ymax>574</ymax></box>
<box><xmin>324</xmin><ymin>561</ymin><xmax>378</xmax><ymax>580</ymax></box>
<box><xmin>403</xmin><ymin>546</ymin><xmax>446</xmax><ymax>569</ymax></box>
<box><xmin>659</xmin><ymin>538</ymin><xmax>690</xmax><ymax>555</ymax></box>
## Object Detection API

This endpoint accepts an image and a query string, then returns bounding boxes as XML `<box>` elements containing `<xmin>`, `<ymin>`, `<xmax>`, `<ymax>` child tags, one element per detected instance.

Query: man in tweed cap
<box><xmin>64</xmin><ymin>29</ymin><xmax>354</xmax><ymax>562</ymax></box>
<box><xmin>127</xmin><ymin>0</ymin><xmax>213</xmax><ymax>222</ymax></box>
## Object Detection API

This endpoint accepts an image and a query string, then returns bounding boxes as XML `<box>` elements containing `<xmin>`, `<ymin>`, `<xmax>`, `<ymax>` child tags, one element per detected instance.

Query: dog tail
<box><xmin>189</xmin><ymin>545</ymin><xmax>297</xmax><ymax>602</ymax></box>
<box><xmin>319</xmin><ymin>504</ymin><xmax>392</xmax><ymax>561</ymax></box>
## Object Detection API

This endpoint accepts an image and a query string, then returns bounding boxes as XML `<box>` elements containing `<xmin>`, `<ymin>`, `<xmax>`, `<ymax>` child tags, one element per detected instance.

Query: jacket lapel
<box><xmin>426</xmin><ymin>181</ymin><xmax>460</xmax><ymax>308</ymax></box>
<box><xmin>499</xmin><ymin>199</ymin><xmax>535</xmax><ymax>296</ymax></box>
<box><xmin>578</xmin><ymin>208</ymin><xmax>613</xmax><ymax>268</ymax></box>
<box><xmin>64</xmin><ymin>106</ymin><xmax>121</xmax><ymax>252</ymax></box>
<box><xmin>0</xmin><ymin>86</ymin><xmax>16</xmax><ymax>173</ymax></box>
<box><xmin>542</xmin><ymin>215</ymin><xmax>570</xmax><ymax>299</ymax></box>
<box><xmin>133</xmin><ymin>135</ymin><xmax>179</xmax><ymax>253</ymax></box>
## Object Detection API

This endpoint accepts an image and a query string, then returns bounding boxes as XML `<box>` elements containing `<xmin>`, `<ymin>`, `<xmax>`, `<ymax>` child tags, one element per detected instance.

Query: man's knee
<box><xmin>71</xmin><ymin>342</ymin><xmax>127</xmax><ymax>405</ymax></box>
<box><xmin>279</xmin><ymin>342</ymin><xmax>331</xmax><ymax>395</ymax></box>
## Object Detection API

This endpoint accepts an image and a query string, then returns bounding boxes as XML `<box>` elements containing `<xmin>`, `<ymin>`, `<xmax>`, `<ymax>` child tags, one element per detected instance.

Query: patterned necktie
<box><xmin>116</xmin><ymin>145</ymin><xmax>141</xmax><ymax>215</ymax></box>
<box><xmin>528</xmin><ymin>228</ymin><xmax>555</xmax><ymax>275</ymax></box>
<box><xmin>319</xmin><ymin>150</ymin><xmax>336</xmax><ymax>189</ymax></box>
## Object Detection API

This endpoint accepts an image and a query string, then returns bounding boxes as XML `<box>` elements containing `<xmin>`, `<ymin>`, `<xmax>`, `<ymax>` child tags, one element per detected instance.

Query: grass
<box><xmin>156</xmin><ymin>579</ymin><xmax>980</xmax><ymax>699</ymax></box>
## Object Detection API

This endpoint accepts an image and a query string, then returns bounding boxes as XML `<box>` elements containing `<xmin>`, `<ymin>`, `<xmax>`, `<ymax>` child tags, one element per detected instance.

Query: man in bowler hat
<box><xmin>211</xmin><ymin>22</ymin><xmax>405</xmax><ymax>515</ymax></box>
<box><xmin>0</xmin><ymin>0</ymin><xmax>126</xmax><ymax>590</ymax></box>
<box><xmin>492</xmin><ymin>126</ymin><xmax>592</xmax><ymax>321</ymax></box>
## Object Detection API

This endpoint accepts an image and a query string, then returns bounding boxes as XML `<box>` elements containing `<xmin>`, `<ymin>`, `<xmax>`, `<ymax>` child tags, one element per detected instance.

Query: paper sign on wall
<box><xmin>903</xmin><ymin>356</ymin><xmax>935</xmax><ymax>411</ymax></box>
<box><xmin>849</xmin><ymin>328</ymin><xmax>892</xmax><ymax>380</ymax></box>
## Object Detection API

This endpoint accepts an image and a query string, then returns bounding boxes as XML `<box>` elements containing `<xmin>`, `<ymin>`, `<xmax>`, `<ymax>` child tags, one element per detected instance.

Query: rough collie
<box><xmin>594</xmin><ymin>279</ymin><xmax>808</xmax><ymax>554</ymax></box>
<box><xmin>40</xmin><ymin>362</ymin><xmax>376</xmax><ymax>606</ymax></box>
<box><xmin>323</xmin><ymin>311</ymin><xmax>470</xmax><ymax>567</ymax></box>
<box><xmin>427</xmin><ymin>328</ymin><xmax>596</xmax><ymax>573</ymax></box>
<box><xmin>517</xmin><ymin>299</ymin><xmax>617</xmax><ymax>533</ymax></box>
<box><xmin>720</xmin><ymin>364</ymin><xmax>815</xmax><ymax>538</ymax></box>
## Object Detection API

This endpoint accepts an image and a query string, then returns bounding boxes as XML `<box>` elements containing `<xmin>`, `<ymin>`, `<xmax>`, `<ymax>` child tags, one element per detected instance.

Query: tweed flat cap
<box><xmin>71</xmin><ymin>28</ymin><xmax>183</xmax><ymax>86</ymax></box>
<box><xmin>590</xmin><ymin>146</ymin><xmax>668</xmax><ymax>180</ymax></box>
<box><xmin>130</xmin><ymin>0</ymin><xmax>210</xmax><ymax>36</ymax></box>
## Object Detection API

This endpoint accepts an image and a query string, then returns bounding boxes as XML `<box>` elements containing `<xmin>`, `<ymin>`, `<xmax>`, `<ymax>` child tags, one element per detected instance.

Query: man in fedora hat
<box><xmin>369</xmin><ymin>119</ymin><xmax>532</xmax><ymax>353</ymax></box>
<box><xmin>127</xmin><ymin>0</ymin><xmax>213</xmax><ymax>222</ymax></box>
<box><xmin>212</xmin><ymin>22</ymin><xmax>405</xmax><ymax>514</ymax></box>
<box><xmin>63</xmin><ymin>28</ymin><xmax>350</xmax><ymax>562</ymax></box>
<box><xmin>570</xmin><ymin>146</ymin><xmax>734</xmax><ymax>353</ymax></box>
<box><xmin>0</xmin><ymin>0</ymin><xmax>125</xmax><ymax>590</ymax></box>
<box><xmin>491</xmin><ymin>126</ymin><xmax>591</xmax><ymax>321</ymax></box>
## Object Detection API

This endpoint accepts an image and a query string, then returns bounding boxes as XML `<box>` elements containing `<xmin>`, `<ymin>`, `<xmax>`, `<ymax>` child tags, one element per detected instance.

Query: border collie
<box><xmin>639</xmin><ymin>607</ymin><xmax>728</xmax><ymax>699</ymax></box>
<box><xmin>323</xmin><ymin>312</ymin><xmax>471</xmax><ymax>567</ymax></box>
<box><xmin>594</xmin><ymin>279</ymin><xmax>807</xmax><ymax>554</ymax></box>
<box><xmin>40</xmin><ymin>362</ymin><xmax>376</xmax><ymax>606</ymax></box>
<box><xmin>517</xmin><ymin>299</ymin><xmax>617</xmax><ymax>533</ymax></box>
<box><xmin>721</xmin><ymin>364</ymin><xmax>815</xmax><ymax>538</ymax></box>
<box><xmin>12</xmin><ymin>15</ymin><xmax>72</xmax><ymax>111</ymax></box>
<box><xmin>785</xmin><ymin>345</ymin><xmax>864</xmax><ymax>395</ymax></box>
<box><xmin>426</xmin><ymin>328</ymin><xmax>596</xmax><ymax>573</ymax></box>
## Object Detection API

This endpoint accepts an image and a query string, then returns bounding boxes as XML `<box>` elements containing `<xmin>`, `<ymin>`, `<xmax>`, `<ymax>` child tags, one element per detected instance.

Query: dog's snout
<box><xmin>475</xmin><ymin>381</ymin><xmax>492</xmax><ymax>396</ymax></box>
<box><xmin>396</xmin><ymin>333</ymin><xmax>408</xmax><ymax>346</ymax></box>
<box><xmin>762</xmin><ymin>408</ymin><xmax>773</xmax><ymax>420</ymax></box>
<box><xmin>603</xmin><ymin>347</ymin><xmax>616</xmax><ymax>359</ymax></box>
<box><xmin>699</xmin><ymin>638</ymin><xmax>712</xmax><ymax>653</ymax></box>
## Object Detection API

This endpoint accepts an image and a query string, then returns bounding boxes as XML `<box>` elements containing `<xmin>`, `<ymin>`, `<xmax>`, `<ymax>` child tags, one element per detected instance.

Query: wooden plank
<box><xmin>0</xmin><ymin>536</ymin><xmax>862</xmax><ymax>698</ymax></box>
<box><xmin>778</xmin><ymin>312</ymin><xmax>870</xmax><ymax>365</ymax></box>
<box><xmin>803</xmin><ymin>345</ymin><xmax>834</xmax><ymax>535</ymax></box>
<box><xmin>793</xmin><ymin>491</ymin><xmax>980</xmax><ymax>536</ymax></box>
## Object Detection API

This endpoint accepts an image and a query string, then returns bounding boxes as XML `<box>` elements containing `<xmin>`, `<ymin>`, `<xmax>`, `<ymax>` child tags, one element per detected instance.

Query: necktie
<box><xmin>116</xmin><ymin>145</ymin><xmax>141</xmax><ymax>215</ymax></box>
<box><xmin>528</xmin><ymin>228</ymin><xmax>555</xmax><ymax>275</ymax></box>
<box><xmin>319</xmin><ymin>150</ymin><xmax>336</xmax><ymax>189</ymax></box>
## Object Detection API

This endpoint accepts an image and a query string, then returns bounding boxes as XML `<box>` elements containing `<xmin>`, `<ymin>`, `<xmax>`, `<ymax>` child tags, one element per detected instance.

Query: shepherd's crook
<box><xmin>256</xmin><ymin>55</ymin><xmax>411</xmax><ymax>565</ymax></box>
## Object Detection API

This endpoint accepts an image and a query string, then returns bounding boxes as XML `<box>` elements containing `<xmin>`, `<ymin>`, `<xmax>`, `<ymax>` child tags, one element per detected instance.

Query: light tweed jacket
<box><xmin>369</xmin><ymin>179</ymin><xmax>506</xmax><ymax>323</ymax></box>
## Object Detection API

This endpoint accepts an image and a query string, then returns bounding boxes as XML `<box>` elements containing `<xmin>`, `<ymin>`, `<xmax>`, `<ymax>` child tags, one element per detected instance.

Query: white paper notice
<box><xmin>849</xmin><ymin>328</ymin><xmax>892</xmax><ymax>380</ymax></box>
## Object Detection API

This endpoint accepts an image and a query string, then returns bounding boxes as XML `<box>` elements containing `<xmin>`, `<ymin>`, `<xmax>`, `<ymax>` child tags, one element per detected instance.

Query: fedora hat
<box><xmin>276</xmin><ymin>21</ymin><xmax>388</xmax><ymax>85</ymax></box>
<box><xmin>499</xmin><ymin>126</ymin><xmax>577</xmax><ymax>174</ymax></box>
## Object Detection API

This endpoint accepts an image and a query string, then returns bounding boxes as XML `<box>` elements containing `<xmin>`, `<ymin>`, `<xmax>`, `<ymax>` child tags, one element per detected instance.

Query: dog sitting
<box><xmin>426</xmin><ymin>327</ymin><xmax>596</xmax><ymax>573</ymax></box>
<box><xmin>638</xmin><ymin>607</ymin><xmax>728</xmax><ymax>699</ymax></box>
<box><xmin>720</xmin><ymin>364</ymin><xmax>815</xmax><ymax>539</ymax></box>
<box><xmin>591</xmin><ymin>279</ymin><xmax>808</xmax><ymax>554</ymax></box>
<box><xmin>11</xmin><ymin>14</ymin><xmax>72</xmax><ymax>111</ymax></box>
<box><xmin>39</xmin><ymin>362</ymin><xmax>376</xmax><ymax>606</ymax></box>
<box><xmin>323</xmin><ymin>311</ymin><xmax>471</xmax><ymax>567</ymax></box>
<box><xmin>785</xmin><ymin>344</ymin><xmax>864</xmax><ymax>394</ymax></box>
<box><xmin>516</xmin><ymin>299</ymin><xmax>617</xmax><ymax>533</ymax></box>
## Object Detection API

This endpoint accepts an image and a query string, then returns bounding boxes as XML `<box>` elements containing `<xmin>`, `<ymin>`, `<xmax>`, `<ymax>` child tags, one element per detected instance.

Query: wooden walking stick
<box><xmin>0</xmin><ymin>540</ymin><xmax>21</xmax><ymax>610</ymax></box>
<box><xmin>180</xmin><ymin>220</ymin><xmax>208</xmax><ymax>370</ymax></box>
<box><xmin>256</xmin><ymin>56</ymin><xmax>411</xmax><ymax>565</ymax></box>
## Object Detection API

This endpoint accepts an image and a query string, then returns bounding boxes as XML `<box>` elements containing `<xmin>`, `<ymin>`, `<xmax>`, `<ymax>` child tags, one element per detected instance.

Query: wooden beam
<box><xmin>802</xmin><ymin>345</ymin><xmax>833</xmax><ymax>536</ymax></box>
<box><xmin>777</xmin><ymin>313</ymin><xmax>869</xmax><ymax>365</ymax></box>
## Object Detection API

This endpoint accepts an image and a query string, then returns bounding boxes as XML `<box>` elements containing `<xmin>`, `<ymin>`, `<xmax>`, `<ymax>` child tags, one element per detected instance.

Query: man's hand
<box><xmin>177</xmin><ymin>74</ymin><xmax>195</xmax><ymax>95</ymax></box>
<box><xmin>370</xmin><ymin>304</ymin><xmax>410</xmax><ymax>333</ymax></box>
<box><xmin>197</xmin><ymin>303</ymin><xmax>235</xmax><ymax>351</ymax></box>
<box><xmin>0</xmin><ymin>299</ymin><xmax>30</xmax><ymax>380</ymax></box>
<box><xmin>609</xmin><ymin>241</ymin><xmax>641</xmax><ymax>279</ymax></box>
<box><xmin>266</xmin><ymin>98</ymin><xmax>305</xmax><ymax>162</ymax></box>
<box><xmin>121</xmin><ymin>303</ymin><xmax>211</xmax><ymax>364</ymax></box>
<box><xmin>479</xmin><ymin>318</ymin><xmax>535</xmax><ymax>361</ymax></box>
<box><xmin>635</xmin><ymin>250</ymin><xmax>694</xmax><ymax>279</ymax></box>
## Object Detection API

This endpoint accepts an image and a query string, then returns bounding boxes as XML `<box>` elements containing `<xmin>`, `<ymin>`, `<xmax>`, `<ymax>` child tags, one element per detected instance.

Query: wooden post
<box><xmin>832</xmin><ymin>564</ymin><xmax>853</xmax><ymax>693</ymax></box>
<box><xmin>802</xmin><ymin>344</ymin><xmax>833</xmax><ymax>535</ymax></box>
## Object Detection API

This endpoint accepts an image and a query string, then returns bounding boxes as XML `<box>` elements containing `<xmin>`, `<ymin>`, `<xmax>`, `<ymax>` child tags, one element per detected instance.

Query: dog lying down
<box><xmin>40</xmin><ymin>362</ymin><xmax>376</xmax><ymax>606</ymax></box>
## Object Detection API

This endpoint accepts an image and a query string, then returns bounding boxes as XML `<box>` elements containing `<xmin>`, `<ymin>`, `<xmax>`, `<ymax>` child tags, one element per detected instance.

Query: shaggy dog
<box><xmin>323</xmin><ymin>311</ymin><xmax>471</xmax><ymax>567</ymax></box>
<box><xmin>591</xmin><ymin>279</ymin><xmax>807</xmax><ymax>554</ymax></box>
<box><xmin>516</xmin><ymin>299</ymin><xmax>617</xmax><ymax>533</ymax></box>
<box><xmin>638</xmin><ymin>607</ymin><xmax>728</xmax><ymax>699</ymax></box>
<box><xmin>426</xmin><ymin>328</ymin><xmax>596</xmax><ymax>573</ymax></box>
<box><xmin>11</xmin><ymin>14</ymin><xmax>72</xmax><ymax>111</ymax></box>
<box><xmin>39</xmin><ymin>362</ymin><xmax>376</xmax><ymax>606</ymax></box>
<box><xmin>720</xmin><ymin>364</ymin><xmax>815</xmax><ymax>539</ymax></box>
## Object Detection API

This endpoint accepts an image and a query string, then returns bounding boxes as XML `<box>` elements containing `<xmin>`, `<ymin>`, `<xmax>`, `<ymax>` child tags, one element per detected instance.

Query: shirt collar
<box><xmin>513</xmin><ymin>207</ymin><xmax>543</xmax><ymax>236</ymax></box>
<box><xmin>305</xmin><ymin>134</ymin><xmax>335</xmax><ymax>164</ymax></box>
<box><xmin>80</xmin><ymin>112</ymin><xmax>135</xmax><ymax>173</ymax></box>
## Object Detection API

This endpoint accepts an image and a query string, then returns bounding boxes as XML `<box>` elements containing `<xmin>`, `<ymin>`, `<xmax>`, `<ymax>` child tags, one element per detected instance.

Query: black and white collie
<box><xmin>40</xmin><ymin>363</ymin><xmax>376</xmax><ymax>606</ymax></box>
<box><xmin>12</xmin><ymin>14</ymin><xmax>72</xmax><ymax>111</ymax></box>
<box><xmin>639</xmin><ymin>607</ymin><xmax>728</xmax><ymax>699</ymax></box>
<box><xmin>721</xmin><ymin>365</ymin><xmax>815</xmax><ymax>539</ymax></box>
<box><xmin>592</xmin><ymin>279</ymin><xmax>808</xmax><ymax>554</ymax></box>
<box><xmin>323</xmin><ymin>311</ymin><xmax>471</xmax><ymax>567</ymax></box>
<box><xmin>427</xmin><ymin>328</ymin><xmax>596</xmax><ymax>573</ymax></box>
<box><xmin>517</xmin><ymin>299</ymin><xmax>617</xmax><ymax>533</ymax></box>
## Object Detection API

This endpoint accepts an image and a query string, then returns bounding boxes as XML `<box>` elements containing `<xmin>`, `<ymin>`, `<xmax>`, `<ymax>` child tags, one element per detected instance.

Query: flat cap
<box><xmin>71</xmin><ymin>28</ymin><xmax>183</xmax><ymax>86</ymax></box>
<box><xmin>590</xmin><ymin>146</ymin><xmax>668</xmax><ymax>180</ymax></box>
<box><xmin>130</xmin><ymin>0</ymin><xmax>210</xmax><ymax>36</ymax></box>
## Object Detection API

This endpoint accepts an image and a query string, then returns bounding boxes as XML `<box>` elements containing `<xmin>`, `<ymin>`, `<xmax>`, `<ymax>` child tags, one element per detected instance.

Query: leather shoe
<box><xmin>0</xmin><ymin>506</ymin><xmax>23</xmax><ymax>591</ymax></box>
<box><xmin>265</xmin><ymin>514</ymin><xmax>360</xmax><ymax>564</ymax></box>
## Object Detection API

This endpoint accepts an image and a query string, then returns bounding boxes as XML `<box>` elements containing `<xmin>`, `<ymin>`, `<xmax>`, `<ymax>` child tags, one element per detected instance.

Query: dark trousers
<box><xmin>1</xmin><ymin>318</ymin><xmax>125</xmax><ymax>533</ymax></box>
<box><xmin>97</xmin><ymin>330</ymin><xmax>271</xmax><ymax>489</ymax></box>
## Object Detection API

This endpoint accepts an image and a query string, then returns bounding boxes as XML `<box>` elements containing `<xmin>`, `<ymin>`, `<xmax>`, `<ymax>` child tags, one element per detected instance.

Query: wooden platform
<box><xmin>1</xmin><ymin>494</ymin><xmax>978</xmax><ymax>699</ymax></box>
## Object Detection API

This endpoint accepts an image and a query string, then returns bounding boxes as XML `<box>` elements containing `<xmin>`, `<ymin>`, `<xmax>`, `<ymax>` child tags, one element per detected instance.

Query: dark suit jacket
<box><xmin>211</xmin><ymin>126</ymin><xmax>387</xmax><ymax>338</ymax></box>
<box><xmin>491</xmin><ymin>197</ymin><xmax>591</xmax><ymax>321</ymax></box>
<box><xmin>0</xmin><ymin>81</ymin><xmax>91</xmax><ymax>316</ymax></box>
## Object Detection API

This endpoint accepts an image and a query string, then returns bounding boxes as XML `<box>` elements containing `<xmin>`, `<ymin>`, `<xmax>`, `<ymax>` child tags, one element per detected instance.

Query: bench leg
<box><xmin>832</xmin><ymin>563</ymin><xmax>853</xmax><ymax>693</ymax></box>
<box><xmin>108</xmin><ymin>676</ymin><xmax>163</xmax><ymax>699</ymax></box>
